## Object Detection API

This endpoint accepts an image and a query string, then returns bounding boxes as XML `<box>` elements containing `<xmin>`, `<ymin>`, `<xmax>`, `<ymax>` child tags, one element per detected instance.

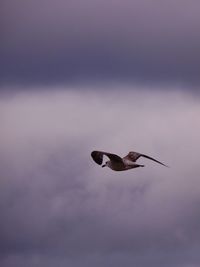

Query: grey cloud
<box><xmin>1</xmin><ymin>0</ymin><xmax>200</xmax><ymax>86</ymax></box>
<box><xmin>1</xmin><ymin>87</ymin><xmax>200</xmax><ymax>266</ymax></box>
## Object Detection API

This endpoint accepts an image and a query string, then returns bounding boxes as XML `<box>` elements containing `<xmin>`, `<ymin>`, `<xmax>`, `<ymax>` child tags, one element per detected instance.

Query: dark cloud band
<box><xmin>1</xmin><ymin>0</ymin><xmax>200</xmax><ymax>86</ymax></box>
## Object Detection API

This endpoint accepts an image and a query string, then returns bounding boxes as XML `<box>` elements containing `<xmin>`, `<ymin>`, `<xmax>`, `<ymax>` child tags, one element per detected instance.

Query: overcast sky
<box><xmin>1</xmin><ymin>1</ymin><xmax>200</xmax><ymax>267</ymax></box>
<box><xmin>1</xmin><ymin>87</ymin><xmax>200</xmax><ymax>267</ymax></box>
<box><xmin>1</xmin><ymin>0</ymin><xmax>200</xmax><ymax>86</ymax></box>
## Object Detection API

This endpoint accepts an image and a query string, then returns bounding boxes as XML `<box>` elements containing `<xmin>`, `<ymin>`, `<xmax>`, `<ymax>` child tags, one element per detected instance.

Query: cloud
<box><xmin>1</xmin><ymin>86</ymin><xmax>200</xmax><ymax>266</ymax></box>
<box><xmin>1</xmin><ymin>0</ymin><xmax>200</xmax><ymax>85</ymax></box>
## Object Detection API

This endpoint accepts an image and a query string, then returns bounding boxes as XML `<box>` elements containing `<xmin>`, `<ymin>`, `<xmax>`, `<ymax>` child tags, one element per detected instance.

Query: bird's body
<box><xmin>91</xmin><ymin>150</ymin><xmax>168</xmax><ymax>171</ymax></box>
<box><xmin>106</xmin><ymin>158</ymin><xmax>144</xmax><ymax>171</ymax></box>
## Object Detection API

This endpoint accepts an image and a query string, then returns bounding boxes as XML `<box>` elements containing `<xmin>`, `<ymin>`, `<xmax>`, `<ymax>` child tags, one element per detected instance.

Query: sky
<box><xmin>1</xmin><ymin>0</ymin><xmax>200</xmax><ymax>86</ymax></box>
<box><xmin>1</xmin><ymin>1</ymin><xmax>200</xmax><ymax>267</ymax></box>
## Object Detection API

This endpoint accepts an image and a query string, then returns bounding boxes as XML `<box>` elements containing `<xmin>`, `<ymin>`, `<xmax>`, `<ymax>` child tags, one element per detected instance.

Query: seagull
<box><xmin>91</xmin><ymin>150</ymin><xmax>168</xmax><ymax>171</ymax></box>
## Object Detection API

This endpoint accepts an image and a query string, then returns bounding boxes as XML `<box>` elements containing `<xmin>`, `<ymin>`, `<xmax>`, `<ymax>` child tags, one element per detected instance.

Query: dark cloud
<box><xmin>1</xmin><ymin>89</ymin><xmax>200</xmax><ymax>266</ymax></box>
<box><xmin>1</xmin><ymin>0</ymin><xmax>200</xmax><ymax>86</ymax></box>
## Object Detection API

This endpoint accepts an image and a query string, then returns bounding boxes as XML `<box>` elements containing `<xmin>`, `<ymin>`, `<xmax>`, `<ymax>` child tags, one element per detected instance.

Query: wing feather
<box><xmin>91</xmin><ymin>151</ymin><xmax>122</xmax><ymax>165</ymax></box>
<box><xmin>123</xmin><ymin>151</ymin><xmax>168</xmax><ymax>167</ymax></box>
<box><xmin>123</xmin><ymin>152</ymin><xmax>141</xmax><ymax>162</ymax></box>
<box><xmin>140</xmin><ymin>154</ymin><xmax>168</xmax><ymax>167</ymax></box>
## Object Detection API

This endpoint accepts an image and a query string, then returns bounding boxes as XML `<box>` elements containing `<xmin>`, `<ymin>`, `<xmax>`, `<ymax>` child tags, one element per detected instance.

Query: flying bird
<box><xmin>91</xmin><ymin>150</ymin><xmax>168</xmax><ymax>171</ymax></box>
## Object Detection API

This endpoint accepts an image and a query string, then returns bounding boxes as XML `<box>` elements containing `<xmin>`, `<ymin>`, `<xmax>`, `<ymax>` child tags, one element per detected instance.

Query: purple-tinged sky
<box><xmin>1</xmin><ymin>87</ymin><xmax>200</xmax><ymax>267</ymax></box>
<box><xmin>1</xmin><ymin>1</ymin><xmax>200</xmax><ymax>266</ymax></box>
<box><xmin>1</xmin><ymin>0</ymin><xmax>200</xmax><ymax>86</ymax></box>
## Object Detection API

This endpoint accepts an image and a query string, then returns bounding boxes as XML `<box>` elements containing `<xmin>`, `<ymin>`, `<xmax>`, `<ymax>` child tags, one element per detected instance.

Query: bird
<box><xmin>91</xmin><ymin>150</ymin><xmax>168</xmax><ymax>171</ymax></box>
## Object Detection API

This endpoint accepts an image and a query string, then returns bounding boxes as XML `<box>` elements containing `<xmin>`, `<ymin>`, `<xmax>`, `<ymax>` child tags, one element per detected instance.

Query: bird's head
<box><xmin>102</xmin><ymin>161</ymin><xmax>109</xmax><ymax>168</ymax></box>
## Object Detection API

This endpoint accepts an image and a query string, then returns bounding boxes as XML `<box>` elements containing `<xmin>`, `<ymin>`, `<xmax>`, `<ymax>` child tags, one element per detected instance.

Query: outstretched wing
<box><xmin>91</xmin><ymin>151</ymin><xmax>123</xmax><ymax>165</ymax></box>
<box><xmin>123</xmin><ymin>151</ymin><xmax>141</xmax><ymax>162</ymax></box>
<box><xmin>123</xmin><ymin>151</ymin><xmax>168</xmax><ymax>167</ymax></box>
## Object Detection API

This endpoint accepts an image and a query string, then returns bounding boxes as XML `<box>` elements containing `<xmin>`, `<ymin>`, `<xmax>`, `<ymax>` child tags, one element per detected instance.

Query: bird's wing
<box><xmin>123</xmin><ymin>151</ymin><xmax>141</xmax><ymax>162</ymax></box>
<box><xmin>140</xmin><ymin>154</ymin><xmax>168</xmax><ymax>167</ymax></box>
<box><xmin>91</xmin><ymin>151</ymin><xmax>123</xmax><ymax>165</ymax></box>
<box><xmin>123</xmin><ymin>151</ymin><xmax>168</xmax><ymax>167</ymax></box>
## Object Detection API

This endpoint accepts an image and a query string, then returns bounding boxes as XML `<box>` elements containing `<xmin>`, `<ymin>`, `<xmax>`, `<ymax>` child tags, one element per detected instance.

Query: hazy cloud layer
<box><xmin>1</xmin><ymin>86</ymin><xmax>200</xmax><ymax>266</ymax></box>
<box><xmin>1</xmin><ymin>0</ymin><xmax>200</xmax><ymax>85</ymax></box>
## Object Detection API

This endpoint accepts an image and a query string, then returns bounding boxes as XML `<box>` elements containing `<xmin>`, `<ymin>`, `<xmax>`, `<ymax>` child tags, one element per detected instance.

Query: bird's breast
<box><xmin>109</xmin><ymin>162</ymin><xmax>126</xmax><ymax>171</ymax></box>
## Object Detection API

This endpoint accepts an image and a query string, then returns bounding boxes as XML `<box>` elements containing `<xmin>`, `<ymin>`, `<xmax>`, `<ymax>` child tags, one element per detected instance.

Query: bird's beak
<box><xmin>102</xmin><ymin>164</ymin><xmax>106</xmax><ymax>168</ymax></box>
